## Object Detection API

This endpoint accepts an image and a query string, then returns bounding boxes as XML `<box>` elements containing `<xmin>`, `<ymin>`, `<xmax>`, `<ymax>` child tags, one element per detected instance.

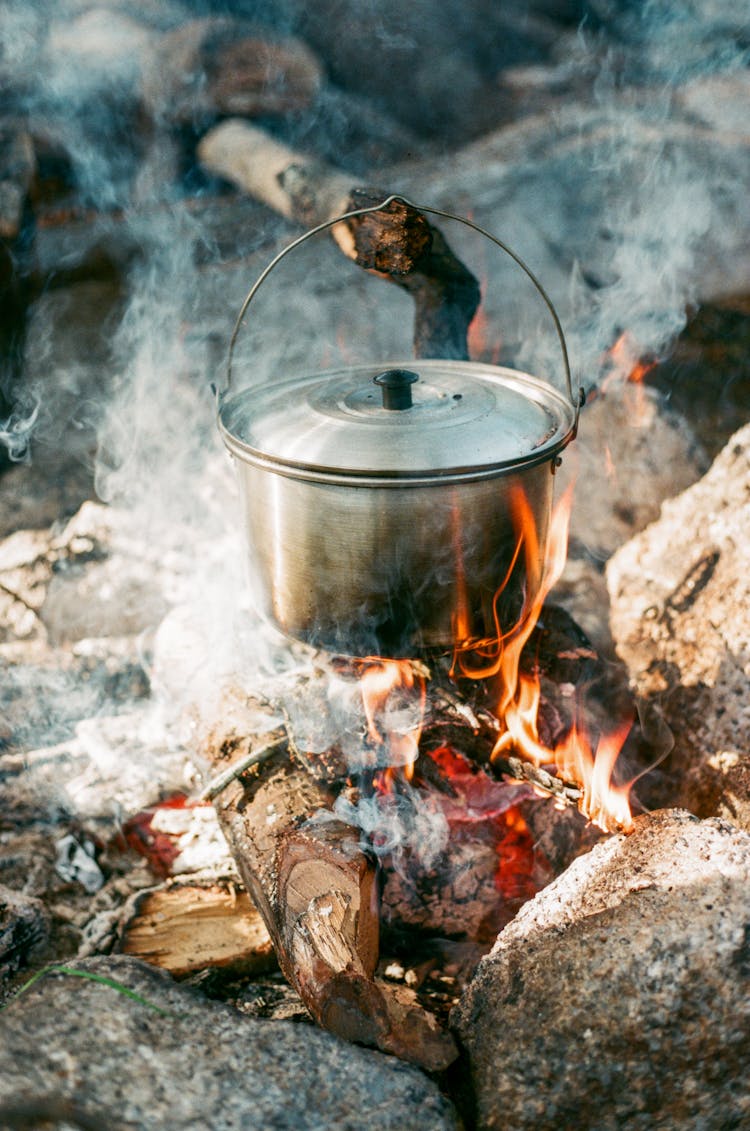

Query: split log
<box><xmin>197</xmin><ymin>689</ymin><xmax>457</xmax><ymax>1070</ymax></box>
<box><xmin>118</xmin><ymin>879</ymin><xmax>275</xmax><ymax>978</ymax></box>
<box><xmin>197</xmin><ymin>120</ymin><xmax>481</xmax><ymax>358</ymax></box>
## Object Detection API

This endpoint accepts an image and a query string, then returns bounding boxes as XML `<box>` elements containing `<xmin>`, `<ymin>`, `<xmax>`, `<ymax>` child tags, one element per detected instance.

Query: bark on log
<box><xmin>197</xmin><ymin>119</ymin><xmax>481</xmax><ymax>358</ymax></box>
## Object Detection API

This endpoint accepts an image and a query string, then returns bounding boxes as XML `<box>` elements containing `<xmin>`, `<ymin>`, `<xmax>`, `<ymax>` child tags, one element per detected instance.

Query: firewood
<box><xmin>198</xmin><ymin>689</ymin><xmax>457</xmax><ymax>1070</ymax></box>
<box><xmin>118</xmin><ymin>879</ymin><xmax>275</xmax><ymax>978</ymax></box>
<box><xmin>197</xmin><ymin>120</ymin><xmax>481</xmax><ymax>358</ymax></box>
<box><xmin>141</xmin><ymin>19</ymin><xmax>323</xmax><ymax>124</ymax></box>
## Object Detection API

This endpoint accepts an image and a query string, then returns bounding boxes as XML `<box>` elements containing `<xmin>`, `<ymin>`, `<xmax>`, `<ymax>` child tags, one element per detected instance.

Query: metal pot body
<box><xmin>231</xmin><ymin>454</ymin><xmax>554</xmax><ymax>657</ymax></box>
<box><xmin>217</xmin><ymin>199</ymin><xmax>581</xmax><ymax>658</ymax></box>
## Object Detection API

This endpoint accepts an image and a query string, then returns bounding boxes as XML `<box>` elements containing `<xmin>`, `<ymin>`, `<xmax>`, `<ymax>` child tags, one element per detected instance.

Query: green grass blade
<box><xmin>2</xmin><ymin>964</ymin><xmax>176</xmax><ymax>1017</ymax></box>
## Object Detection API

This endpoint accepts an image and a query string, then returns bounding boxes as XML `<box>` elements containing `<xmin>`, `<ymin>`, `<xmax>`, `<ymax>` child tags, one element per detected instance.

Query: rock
<box><xmin>559</xmin><ymin>384</ymin><xmax>708</xmax><ymax>563</ymax></box>
<box><xmin>552</xmin><ymin>556</ymin><xmax>613</xmax><ymax>657</ymax></box>
<box><xmin>452</xmin><ymin>810</ymin><xmax>750</xmax><ymax>1131</ymax></box>
<box><xmin>0</xmin><ymin>955</ymin><xmax>458</xmax><ymax>1131</ymax></box>
<box><xmin>607</xmin><ymin>424</ymin><xmax>750</xmax><ymax>823</ymax></box>
<box><xmin>0</xmin><ymin>884</ymin><xmax>50</xmax><ymax>980</ymax></box>
<box><xmin>679</xmin><ymin>750</ymin><xmax>750</xmax><ymax>833</ymax></box>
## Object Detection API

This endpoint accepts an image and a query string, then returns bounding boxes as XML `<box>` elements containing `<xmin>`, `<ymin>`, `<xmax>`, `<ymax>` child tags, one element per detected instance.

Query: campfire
<box><xmin>1</xmin><ymin>2</ymin><xmax>749</xmax><ymax>1129</ymax></box>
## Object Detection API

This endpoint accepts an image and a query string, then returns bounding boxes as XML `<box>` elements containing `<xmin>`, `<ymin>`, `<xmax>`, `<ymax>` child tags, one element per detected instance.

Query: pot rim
<box><xmin>218</xmin><ymin>361</ymin><xmax>577</xmax><ymax>486</ymax></box>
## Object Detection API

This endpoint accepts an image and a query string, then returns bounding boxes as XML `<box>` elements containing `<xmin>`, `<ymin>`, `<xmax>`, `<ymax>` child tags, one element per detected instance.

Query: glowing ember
<box><xmin>425</xmin><ymin>744</ymin><xmax>546</xmax><ymax>926</ymax></box>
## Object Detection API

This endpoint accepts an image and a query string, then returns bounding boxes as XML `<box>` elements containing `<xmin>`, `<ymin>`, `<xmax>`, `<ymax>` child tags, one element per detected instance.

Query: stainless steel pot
<box><xmin>217</xmin><ymin>197</ymin><xmax>581</xmax><ymax>658</ymax></box>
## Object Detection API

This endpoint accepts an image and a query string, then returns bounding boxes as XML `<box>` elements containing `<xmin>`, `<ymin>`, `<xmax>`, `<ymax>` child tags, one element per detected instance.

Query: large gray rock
<box><xmin>452</xmin><ymin>810</ymin><xmax>750</xmax><ymax>1131</ymax></box>
<box><xmin>607</xmin><ymin>423</ymin><xmax>750</xmax><ymax>824</ymax></box>
<box><xmin>0</xmin><ymin>956</ymin><xmax>458</xmax><ymax>1131</ymax></box>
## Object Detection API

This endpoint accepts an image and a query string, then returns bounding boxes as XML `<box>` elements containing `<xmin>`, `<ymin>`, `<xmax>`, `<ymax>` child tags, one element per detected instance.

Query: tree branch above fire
<box><xmin>197</xmin><ymin>119</ymin><xmax>481</xmax><ymax>359</ymax></box>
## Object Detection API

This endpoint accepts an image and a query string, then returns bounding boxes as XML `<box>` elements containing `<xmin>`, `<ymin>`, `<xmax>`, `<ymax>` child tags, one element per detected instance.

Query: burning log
<box><xmin>198</xmin><ymin>690</ymin><xmax>457</xmax><ymax>1071</ymax></box>
<box><xmin>197</xmin><ymin>120</ymin><xmax>481</xmax><ymax>358</ymax></box>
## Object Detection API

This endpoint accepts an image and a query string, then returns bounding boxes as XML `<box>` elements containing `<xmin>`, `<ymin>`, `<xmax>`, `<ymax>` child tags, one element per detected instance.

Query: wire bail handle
<box><xmin>221</xmin><ymin>194</ymin><xmax>583</xmax><ymax>424</ymax></box>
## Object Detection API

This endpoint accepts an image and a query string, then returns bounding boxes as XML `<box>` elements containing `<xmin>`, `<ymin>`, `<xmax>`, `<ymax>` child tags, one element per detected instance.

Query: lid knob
<box><xmin>373</xmin><ymin>369</ymin><xmax>419</xmax><ymax>411</ymax></box>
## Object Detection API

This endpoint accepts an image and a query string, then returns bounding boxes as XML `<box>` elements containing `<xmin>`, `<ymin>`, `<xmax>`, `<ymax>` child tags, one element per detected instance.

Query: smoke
<box><xmin>0</xmin><ymin>394</ymin><xmax>40</xmax><ymax>462</ymax></box>
<box><xmin>2</xmin><ymin>0</ymin><xmax>749</xmax><ymax>859</ymax></box>
<box><xmin>334</xmin><ymin>785</ymin><xmax>450</xmax><ymax>874</ymax></box>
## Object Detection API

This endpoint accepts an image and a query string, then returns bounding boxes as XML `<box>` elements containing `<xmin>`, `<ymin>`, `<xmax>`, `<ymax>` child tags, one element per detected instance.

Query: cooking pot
<box><xmin>217</xmin><ymin>196</ymin><xmax>581</xmax><ymax>658</ymax></box>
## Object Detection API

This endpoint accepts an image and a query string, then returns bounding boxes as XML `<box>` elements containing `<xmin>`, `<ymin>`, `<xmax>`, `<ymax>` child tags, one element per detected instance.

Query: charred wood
<box><xmin>141</xmin><ymin>19</ymin><xmax>323</xmax><ymax>125</ymax></box>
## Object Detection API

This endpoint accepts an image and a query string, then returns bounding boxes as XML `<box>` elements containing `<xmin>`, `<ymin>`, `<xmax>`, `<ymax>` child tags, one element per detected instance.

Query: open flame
<box><xmin>467</xmin><ymin>299</ymin><xmax>502</xmax><ymax>365</ymax></box>
<box><xmin>478</xmin><ymin>483</ymin><xmax>633</xmax><ymax>833</ymax></box>
<box><xmin>354</xmin><ymin>481</ymin><xmax>633</xmax><ymax>835</ymax></box>
<box><xmin>357</xmin><ymin>658</ymin><xmax>426</xmax><ymax>785</ymax></box>
<box><xmin>599</xmin><ymin>331</ymin><xmax>658</xmax><ymax>427</ymax></box>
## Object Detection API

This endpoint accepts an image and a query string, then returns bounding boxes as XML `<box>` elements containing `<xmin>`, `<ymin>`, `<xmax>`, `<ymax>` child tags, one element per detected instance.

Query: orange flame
<box><xmin>353</xmin><ymin>483</ymin><xmax>632</xmax><ymax>832</ymax></box>
<box><xmin>554</xmin><ymin>718</ymin><xmax>633</xmax><ymax>832</ymax></box>
<box><xmin>468</xmin><ymin>305</ymin><xmax>502</xmax><ymax>366</ymax></box>
<box><xmin>467</xmin><ymin>278</ymin><xmax>502</xmax><ymax>365</ymax></box>
<box><xmin>358</xmin><ymin>659</ymin><xmax>426</xmax><ymax>786</ymax></box>
<box><xmin>454</xmin><ymin>483</ymin><xmax>633</xmax><ymax>834</ymax></box>
<box><xmin>600</xmin><ymin>331</ymin><xmax>657</xmax><ymax>428</ymax></box>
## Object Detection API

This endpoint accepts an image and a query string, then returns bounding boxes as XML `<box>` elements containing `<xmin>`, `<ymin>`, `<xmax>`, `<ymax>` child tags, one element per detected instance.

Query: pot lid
<box><xmin>219</xmin><ymin>359</ymin><xmax>575</xmax><ymax>480</ymax></box>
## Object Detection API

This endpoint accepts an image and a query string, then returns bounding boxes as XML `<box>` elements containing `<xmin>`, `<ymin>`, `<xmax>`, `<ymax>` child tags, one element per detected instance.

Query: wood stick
<box><xmin>197</xmin><ymin>119</ymin><xmax>481</xmax><ymax>358</ymax></box>
<box><xmin>198</xmin><ymin>691</ymin><xmax>456</xmax><ymax>1070</ymax></box>
<box><xmin>199</xmin><ymin>733</ymin><xmax>287</xmax><ymax>800</ymax></box>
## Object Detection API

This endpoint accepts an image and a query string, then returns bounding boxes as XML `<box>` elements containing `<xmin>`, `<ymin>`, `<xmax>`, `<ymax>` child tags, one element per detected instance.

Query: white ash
<box><xmin>147</xmin><ymin>805</ymin><xmax>230</xmax><ymax>876</ymax></box>
<box><xmin>53</xmin><ymin>833</ymin><xmax>104</xmax><ymax>894</ymax></box>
